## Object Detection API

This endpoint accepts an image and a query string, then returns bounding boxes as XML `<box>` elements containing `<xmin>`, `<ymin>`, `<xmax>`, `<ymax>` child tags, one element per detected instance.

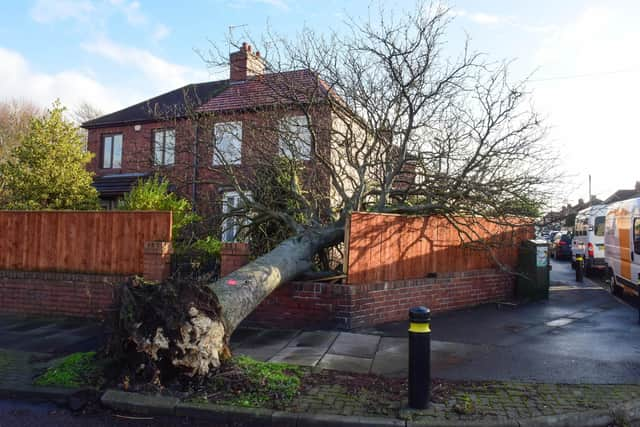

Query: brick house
<box><xmin>83</xmin><ymin>43</ymin><xmax>336</xmax><ymax>238</ymax></box>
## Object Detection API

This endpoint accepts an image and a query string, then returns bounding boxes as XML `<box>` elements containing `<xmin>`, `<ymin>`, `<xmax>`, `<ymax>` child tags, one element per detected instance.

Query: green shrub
<box><xmin>191</xmin><ymin>236</ymin><xmax>223</xmax><ymax>258</ymax></box>
<box><xmin>118</xmin><ymin>175</ymin><xmax>199</xmax><ymax>238</ymax></box>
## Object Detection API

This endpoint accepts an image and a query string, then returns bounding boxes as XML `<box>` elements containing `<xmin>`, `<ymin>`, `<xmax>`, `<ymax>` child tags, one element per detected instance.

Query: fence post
<box><xmin>220</xmin><ymin>243</ymin><xmax>250</xmax><ymax>277</ymax></box>
<box><xmin>143</xmin><ymin>241</ymin><xmax>173</xmax><ymax>282</ymax></box>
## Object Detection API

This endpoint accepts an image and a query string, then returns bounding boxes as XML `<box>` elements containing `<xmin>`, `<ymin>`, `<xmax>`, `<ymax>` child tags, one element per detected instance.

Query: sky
<box><xmin>1</xmin><ymin>0</ymin><xmax>639</xmax><ymax>208</ymax></box>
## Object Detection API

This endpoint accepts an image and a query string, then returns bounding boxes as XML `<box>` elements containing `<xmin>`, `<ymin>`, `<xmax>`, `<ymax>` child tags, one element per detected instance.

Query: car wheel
<box><xmin>609</xmin><ymin>270</ymin><xmax>622</xmax><ymax>296</ymax></box>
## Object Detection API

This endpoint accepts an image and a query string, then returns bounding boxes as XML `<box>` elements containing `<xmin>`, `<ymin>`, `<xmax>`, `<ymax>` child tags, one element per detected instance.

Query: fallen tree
<box><xmin>112</xmin><ymin>1</ymin><xmax>559</xmax><ymax>380</ymax></box>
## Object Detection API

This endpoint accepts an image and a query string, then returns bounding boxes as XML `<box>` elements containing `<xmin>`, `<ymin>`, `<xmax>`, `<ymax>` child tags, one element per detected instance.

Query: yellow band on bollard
<box><xmin>576</xmin><ymin>256</ymin><xmax>583</xmax><ymax>261</ymax></box>
<box><xmin>409</xmin><ymin>322</ymin><xmax>431</xmax><ymax>333</ymax></box>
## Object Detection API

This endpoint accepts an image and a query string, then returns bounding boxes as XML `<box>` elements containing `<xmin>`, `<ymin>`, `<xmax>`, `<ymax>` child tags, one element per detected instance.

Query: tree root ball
<box><xmin>107</xmin><ymin>277</ymin><xmax>228</xmax><ymax>384</ymax></box>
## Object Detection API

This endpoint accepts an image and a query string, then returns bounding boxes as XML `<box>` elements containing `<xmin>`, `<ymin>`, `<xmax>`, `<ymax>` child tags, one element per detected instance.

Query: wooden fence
<box><xmin>345</xmin><ymin>212</ymin><xmax>533</xmax><ymax>284</ymax></box>
<box><xmin>0</xmin><ymin>211</ymin><xmax>172</xmax><ymax>275</ymax></box>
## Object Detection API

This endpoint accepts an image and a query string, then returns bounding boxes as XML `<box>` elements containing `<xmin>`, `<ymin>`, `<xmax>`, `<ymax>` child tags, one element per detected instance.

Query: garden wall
<box><xmin>242</xmin><ymin>212</ymin><xmax>532</xmax><ymax>329</ymax></box>
<box><xmin>0</xmin><ymin>270</ymin><xmax>123</xmax><ymax>319</ymax></box>
<box><xmin>0</xmin><ymin>211</ymin><xmax>173</xmax><ymax>318</ymax></box>
<box><xmin>246</xmin><ymin>269</ymin><xmax>515</xmax><ymax>329</ymax></box>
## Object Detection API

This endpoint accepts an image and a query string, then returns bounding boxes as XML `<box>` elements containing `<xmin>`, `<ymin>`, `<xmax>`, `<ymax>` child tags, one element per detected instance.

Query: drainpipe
<box><xmin>192</xmin><ymin>123</ymin><xmax>199</xmax><ymax>211</ymax></box>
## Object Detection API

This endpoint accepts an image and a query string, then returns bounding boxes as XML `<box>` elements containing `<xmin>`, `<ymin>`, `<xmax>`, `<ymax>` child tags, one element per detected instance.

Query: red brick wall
<box><xmin>246</xmin><ymin>269</ymin><xmax>515</xmax><ymax>329</ymax></box>
<box><xmin>220</xmin><ymin>242</ymin><xmax>250</xmax><ymax>277</ymax></box>
<box><xmin>86</xmin><ymin>106</ymin><xmax>333</xmax><ymax>217</ymax></box>
<box><xmin>0</xmin><ymin>271</ymin><xmax>123</xmax><ymax>319</ymax></box>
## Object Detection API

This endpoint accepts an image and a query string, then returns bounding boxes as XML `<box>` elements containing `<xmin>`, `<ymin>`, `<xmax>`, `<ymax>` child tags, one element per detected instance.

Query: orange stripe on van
<box><xmin>617</xmin><ymin>210</ymin><xmax>632</xmax><ymax>280</ymax></box>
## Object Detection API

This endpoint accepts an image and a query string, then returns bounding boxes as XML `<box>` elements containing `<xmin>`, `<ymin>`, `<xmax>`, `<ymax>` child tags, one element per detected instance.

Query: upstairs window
<box><xmin>279</xmin><ymin>115</ymin><xmax>311</xmax><ymax>160</ymax></box>
<box><xmin>102</xmin><ymin>134</ymin><xmax>123</xmax><ymax>169</ymax></box>
<box><xmin>221</xmin><ymin>191</ymin><xmax>252</xmax><ymax>242</ymax></box>
<box><xmin>213</xmin><ymin>121</ymin><xmax>242</xmax><ymax>165</ymax></box>
<box><xmin>153</xmin><ymin>129</ymin><xmax>175</xmax><ymax>166</ymax></box>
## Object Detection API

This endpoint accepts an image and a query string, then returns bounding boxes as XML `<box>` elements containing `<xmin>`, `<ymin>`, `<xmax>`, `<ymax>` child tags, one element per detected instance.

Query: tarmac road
<box><xmin>358</xmin><ymin>258</ymin><xmax>640</xmax><ymax>384</ymax></box>
<box><xmin>0</xmin><ymin>399</ymin><xmax>219</xmax><ymax>427</ymax></box>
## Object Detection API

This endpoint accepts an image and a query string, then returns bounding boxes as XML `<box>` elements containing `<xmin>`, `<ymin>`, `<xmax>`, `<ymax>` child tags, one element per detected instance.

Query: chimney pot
<box><xmin>229</xmin><ymin>41</ymin><xmax>265</xmax><ymax>81</ymax></box>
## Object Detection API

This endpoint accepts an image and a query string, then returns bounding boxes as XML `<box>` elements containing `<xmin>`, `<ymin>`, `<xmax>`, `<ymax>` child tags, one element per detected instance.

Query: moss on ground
<box><xmin>0</xmin><ymin>352</ymin><xmax>9</xmax><ymax>371</ymax></box>
<box><xmin>197</xmin><ymin>355</ymin><xmax>305</xmax><ymax>409</ymax></box>
<box><xmin>34</xmin><ymin>351</ymin><xmax>103</xmax><ymax>388</ymax></box>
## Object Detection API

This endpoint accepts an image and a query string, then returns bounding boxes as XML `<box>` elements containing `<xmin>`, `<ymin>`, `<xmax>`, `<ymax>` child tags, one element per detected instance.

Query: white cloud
<box><xmin>0</xmin><ymin>46</ymin><xmax>128</xmax><ymax>113</ymax></box>
<box><xmin>30</xmin><ymin>0</ymin><xmax>95</xmax><ymax>23</ymax></box>
<box><xmin>530</xmin><ymin>5</ymin><xmax>640</xmax><ymax>202</ymax></box>
<box><xmin>30</xmin><ymin>0</ymin><xmax>168</xmax><ymax>40</ymax></box>
<box><xmin>255</xmin><ymin>0</ymin><xmax>289</xmax><ymax>11</ymax></box>
<box><xmin>228</xmin><ymin>0</ymin><xmax>289</xmax><ymax>11</ymax></box>
<box><xmin>468</xmin><ymin>12</ymin><xmax>503</xmax><ymax>25</ymax></box>
<box><xmin>107</xmin><ymin>0</ymin><xmax>147</xmax><ymax>26</ymax></box>
<box><xmin>453</xmin><ymin>8</ymin><xmax>554</xmax><ymax>33</ymax></box>
<box><xmin>81</xmin><ymin>37</ymin><xmax>208</xmax><ymax>92</ymax></box>
<box><xmin>152</xmin><ymin>23</ymin><xmax>171</xmax><ymax>41</ymax></box>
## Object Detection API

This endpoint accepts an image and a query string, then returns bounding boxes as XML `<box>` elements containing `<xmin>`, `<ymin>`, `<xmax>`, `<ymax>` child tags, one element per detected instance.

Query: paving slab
<box><xmin>233</xmin><ymin>329</ymin><xmax>299</xmax><ymax>361</ymax></box>
<box><xmin>287</xmin><ymin>330</ymin><xmax>339</xmax><ymax>349</ymax></box>
<box><xmin>268</xmin><ymin>346</ymin><xmax>327</xmax><ymax>366</ymax></box>
<box><xmin>371</xmin><ymin>337</ymin><xmax>407</xmax><ymax>377</ymax></box>
<box><xmin>316</xmin><ymin>353</ymin><xmax>373</xmax><ymax>374</ymax></box>
<box><xmin>229</xmin><ymin>327</ymin><xmax>264</xmax><ymax>349</ymax></box>
<box><xmin>329</xmin><ymin>332</ymin><xmax>380</xmax><ymax>358</ymax></box>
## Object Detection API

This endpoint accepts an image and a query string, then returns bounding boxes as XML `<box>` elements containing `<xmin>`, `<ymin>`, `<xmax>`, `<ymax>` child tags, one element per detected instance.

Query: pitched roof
<box><xmin>83</xmin><ymin>69</ymin><xmax>335</xmax><ymax>129</ymax></box>
<box><xmin>82</xmin><ymin>80</ymin><xmax>229</xmax><ymax>129</ymax></box>
<box><xmin>197</xmin><ymin>69</ymin><xmax>331</xmax><ymax>113</ymax></box>
<box><xmin>604</xmin><ymin>189</ymin><xmax>640</xmax><ymax>204</ymax></box>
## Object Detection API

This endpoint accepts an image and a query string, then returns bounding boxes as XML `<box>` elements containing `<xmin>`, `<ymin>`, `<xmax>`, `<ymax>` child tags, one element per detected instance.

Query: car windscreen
<box><xmin>594</xmin><ymin>216</ymin><xmax>605</xmax><ymax>236</ymax></box>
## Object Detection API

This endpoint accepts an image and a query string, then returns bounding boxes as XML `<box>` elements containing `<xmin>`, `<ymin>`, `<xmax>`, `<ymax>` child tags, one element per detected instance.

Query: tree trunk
<box><xmin>121</xmin><ymin>222</ymin><xmax>344</xmax><ymax>379</ymax></box>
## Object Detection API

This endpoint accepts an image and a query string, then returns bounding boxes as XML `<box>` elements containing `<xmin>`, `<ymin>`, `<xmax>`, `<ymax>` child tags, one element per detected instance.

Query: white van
<box><xmin>572</xmin><ymin>205</ymin><xmax>607</xmax><ymax>275</ymax></box>
<box><xmin>604</xmin><ymin>197</ymin><xmax>640</xmax><ymax>294</ymax></box>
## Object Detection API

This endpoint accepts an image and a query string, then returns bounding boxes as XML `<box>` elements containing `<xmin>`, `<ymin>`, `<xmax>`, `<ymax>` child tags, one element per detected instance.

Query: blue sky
<box><xmin>1</xmin><ymin>0</ymin><xmax>639</xmax><ymax>207</ymax></box>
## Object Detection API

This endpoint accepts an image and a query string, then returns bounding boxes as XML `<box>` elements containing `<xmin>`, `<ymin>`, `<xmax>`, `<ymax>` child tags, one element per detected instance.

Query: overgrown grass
<box><xmin>34</xmin><ymin>351</ymin><xmax>103</xmax><ymax>388</ymax></box>
<box><xmin>207</xmin><ymin>355</ymin><xmax>305</xmax><ymax>409</ymax></box>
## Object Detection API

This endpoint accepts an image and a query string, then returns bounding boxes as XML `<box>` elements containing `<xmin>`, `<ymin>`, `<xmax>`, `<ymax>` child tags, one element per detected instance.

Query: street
<box><xmin>2</xmin><ymin>258</ymin><xmax>640</xmax><ymax>425</ymax></box>
<box><xmin>357</xmin><ymin>257</ymin><xmax>640</xmax><ymax>383</ymax></box>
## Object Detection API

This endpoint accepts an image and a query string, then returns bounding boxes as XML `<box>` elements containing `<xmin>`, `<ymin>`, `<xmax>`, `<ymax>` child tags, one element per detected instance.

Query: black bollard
<box><xmin>408</xmin><ymin>306</ymin><xmax>431</xmax><ymax>409</ymax></box>
<box><xmin>575</xmin><ymin>255</ymin><xmax>584</xmax><ymax>283</ymax></box>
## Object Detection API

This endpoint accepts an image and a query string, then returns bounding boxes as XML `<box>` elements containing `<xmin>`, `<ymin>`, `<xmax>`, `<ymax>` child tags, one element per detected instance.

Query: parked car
<box><xmin>572</xmin><ymin>205</ymin><xmax>607</xmax><ymax>275</ymax></box>
<box><xmin>604</xmin><ymin>197</ymin><xmax>640</xmax><ymax>295</ymax></box>
<box><xmin>547</xmin><ymin>230</ymin><xmax>560</xmax><ymax>243</ymax></box>
<box><xmin>551</xmin><ymin>232</ymin><xmax>572</xmax><ymax>260</ymax></box>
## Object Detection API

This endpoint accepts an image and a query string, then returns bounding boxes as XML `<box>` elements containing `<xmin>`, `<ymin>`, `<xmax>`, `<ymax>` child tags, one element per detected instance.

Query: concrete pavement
<box><xmin>232</xmin><ymin>258</ymin><xmax>640</xmax><ymax>383</ymax></box>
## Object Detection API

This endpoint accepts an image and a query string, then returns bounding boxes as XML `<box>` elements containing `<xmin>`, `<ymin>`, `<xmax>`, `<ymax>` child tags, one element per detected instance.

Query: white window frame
<box><xmin>153</xmin><ymin>128</ymin><xmax>175</xmax><ymax>166</ymax></box>
<box><xmin>221</xmin><ymin>191</ymin><xmax>252</xmax><ymax>242</ymax></box>
<box><xmin>278</xmin><ymin>115</ymin><xmax>311</xmax><ymax>160</ymax></box>
<box><xmin>213</xmin><ymin>121</ymin><xmax>242</xmax><ymax>166</ymax></box>
<box><xmin>102</xmin><ymin>134</ymin><xmax>123</xmax><ymax>169</ymax></box>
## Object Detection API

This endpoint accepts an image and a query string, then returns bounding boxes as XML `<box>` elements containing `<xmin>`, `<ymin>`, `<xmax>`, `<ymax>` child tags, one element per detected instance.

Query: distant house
<box><xmin>603</xmin><ymin>181</ymin><xmax>640</xmax><ymax>204</ymax></box>
<box><xmin>542</xmin><ymin>196</ymin><xmax>603</xmax><ymax>231</ymax></box>
<box><xmin>82</xmin><ymin>43</ymin><xmax>340</xmax><ymax>239</ymax></box>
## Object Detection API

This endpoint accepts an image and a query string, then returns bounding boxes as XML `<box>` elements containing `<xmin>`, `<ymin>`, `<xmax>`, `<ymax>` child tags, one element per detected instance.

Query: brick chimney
<box><xmin>230</xmin><ymin>42</ymin><xmax>265</xmax><ymax>82</ymax></box>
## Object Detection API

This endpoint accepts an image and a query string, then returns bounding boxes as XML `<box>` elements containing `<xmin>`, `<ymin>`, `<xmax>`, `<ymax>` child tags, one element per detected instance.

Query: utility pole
<box><xmin>588</xmin><ymin>174</ymin><xmax>592</xmax><ymax>202</ymax></box>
